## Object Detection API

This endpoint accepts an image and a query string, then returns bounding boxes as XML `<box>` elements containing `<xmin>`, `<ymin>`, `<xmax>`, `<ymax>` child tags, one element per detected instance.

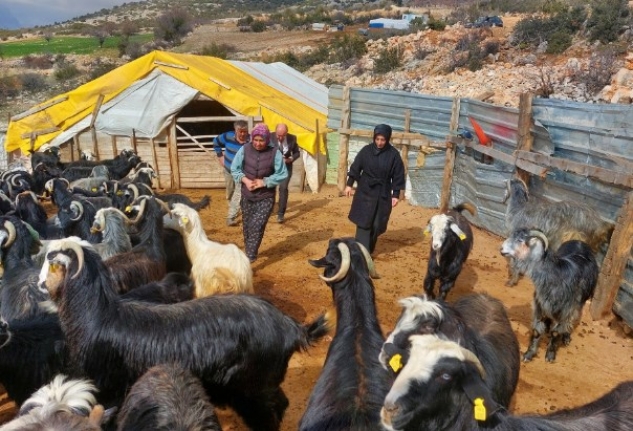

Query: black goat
<box><xmin>40</xmin><ymin>237</ymin><xmax>328</xmax><ymax>430</ymax></box>
<box><xmin>119</xmin><ymin>272</ymin><xmax>194</xmax><ymax>304</ymax></box>
<box><xmin>380</xmin><ymin>334</ymin><xmax>633</xmax><ymax>431</ymax></box>
<box><xmin>105</xmin><ymin>196</ymin><xmax>168</xmax><ymax>293</ymax></box>
<box><xmin>501</xmin><ymin>228</ymin><xmax>598</xmax><ymax>362</ymax></box>
<box><xmin>32</xmin><ymin>162</ymin><xmax>62</xmax><ymax>195</ymax></box>
<box><xmin>0</xmin><ymin>314</ymin><xmax>68</xmax><ymax>406</ymax></box>
<box><xmin>160</xmin><ymin>193</ymin><xmax>211</xmax><ymax>211</ymax></box>
<box><xmin>30</xmin><ymin>146</ymin><xmax>63</xmax><ymax>171</ymax></box>
<box><xmin>301</xmin><ymin>238</ymin><xmax>391</xmax><ymax>431</ymax></box>
<box><xmin>14</xmin><ymin>191</ymin><xmax>50</xmax><ymax>239</ymax></box>
<box><xmin>57</xmin><ymin>199</ymin><xmax>102</xmax><ymax>243</ymax></box>
<box><xmin>502</xmin><ymin>177</ymin><xmax>613</xmax><ymax>286</ymax></box>
<box><xmin>0</xmin><ymin>216</ymin><xmax>51</xmax><ymax>321</ymax></box>
<box><xmin>116</xmin><ymin>363</ymin><xmax>221</xmax><ymax>431</ymax></box>
<box><xmin>379</xmin><ymin>293</ymin><xmax>519</xmax><ymax>408</ymax></box>
<box><xmin>423</xmin><ymin>202</ymin><xmax>475</xmax><ymax>300</ymax></box>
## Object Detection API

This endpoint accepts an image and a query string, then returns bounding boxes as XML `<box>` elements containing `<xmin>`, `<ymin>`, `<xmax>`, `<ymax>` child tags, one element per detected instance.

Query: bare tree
<box><xmin>154</xmin><ymin>6</ymin><xmax>194</xmax><ymax>44</ymax></box>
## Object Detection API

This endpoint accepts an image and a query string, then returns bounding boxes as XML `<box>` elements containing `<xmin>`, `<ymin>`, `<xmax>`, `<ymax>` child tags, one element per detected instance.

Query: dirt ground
<box><xmin>179</xmin><ymin>184</ymin><xmax>633</xmax><ymax>430</ymax></box>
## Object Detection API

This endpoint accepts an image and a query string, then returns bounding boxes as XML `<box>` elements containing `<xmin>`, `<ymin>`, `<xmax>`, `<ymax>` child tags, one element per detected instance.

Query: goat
<box><xmin>501</xmin><ymin>228</ymin><xmax>598</xmax><ymax>362</ymax></box>
<box><xmin>422</xmin><ymin>202</ymin><xmax>475</xmax><ymax>300</ymax></box>
<box><xmin>0</xmin><ymin>375</ymin><xmax>103</xmax><ymax>431</ymax></box>
<box><xmin>90</xmin><ymin>207</ymin><xmax>132</xmax><ymax>260</ymax></box>
<box><xmin>116</xmin><ymin>363</ymin><xmax>221</xmax><ymax>431</ymax></box>
<box><xmin>119</xmin><ymin>272</ymin><xmax>194</xmax><ymax>304</ymax></box>
<box><xmin>158</xmin><ymin>193</ymin><xmax>211</xmax><ymax>211</ymax></box>
<box><xmin>69</xmin><ymin>165</ymin><xmax>110</xmax><ymax>191</ymax></box>
<box><xmin>104</xmin><ymin>196</ymin><xmax>168</xmax><ymax>293</ymax></box>
<box><xmin>1</xmin><ymin>170</ymin><xmax>33</xmax><ymax>200</ymax></box>
<box><xmin>39</xmin><ymin>237</ymin><xmax>329</xmax><ymax>430</ymax></box>
<box><xmin>170</xmin><ymin>203</ymin><xmax>252</xmax><ymax>296</ymax></box>
<box><xmin>380</xmin><ymin>334</ymin><xmax>633</xmax><ymax>431</ymax></box>
<box><xmin>14</xmin><ymin>191</ymin><xmax>50</xmax><ymax>239</ymax></box>
<box><xmin>0</xmin><ymin>314</ymin><xmax>68</xmax><ymax>406</ymax></box>
<box><xmin>30</xmin><ymin>146</ymin><xmax>63</xmax><ymax>171</ymax></box>
<box><xmin>0</xmin><ymin>216</ymin><xmax>51</xmax><ymax>321</ymax></box>
<box><xmin>0</xmin><ymin>191</ymin><xmax>15</xmax><ymax>214</ymax></box>
<box><xmin>379</xmin><ymin>293</ymin><xmax>519</xmax><ymax>408</ymax></box>
<box><xmin>502</xmin><ymin>178</ymin><xmax>613</xmax><ymax>286</ymax></box>
<box><xmin>80</xmin><ymin>150</ymin><xmax>96</xmax><ymax>161</ymax></box>
<box><xmin>32</xmin><ymin>162</ymin><xmax>62</xmax><ymax>195</ymax></box>
<box><xmin>57</xmin><ymin>199</ymin><xmax>102</xmax><ymax>243</ymax></box>
<box><xmin>300</xmin><ymin>238</ymin><xmax>390</xmax><ymax>431</ymax></box>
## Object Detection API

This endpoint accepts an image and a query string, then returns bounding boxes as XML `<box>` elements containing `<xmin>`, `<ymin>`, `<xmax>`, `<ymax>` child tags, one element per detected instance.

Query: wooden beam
<box><xmin>131</xmin><ymin>129</ymin><xmax>138</xmax><ymax>155</ymax></box>
<box><xmin>111</xmin><ymin>135</ymin><xmax>117</xmax><ymax>159</ymax></box>
<box><xmin>440</xmin><ymin>141</ymin><xmax>456</xmax><ymax>212</ymax></box>
<box><xmin>73</xmin><ymin>135</ymin><xmax>80</xmax><ymax>161</ymax></box>
<box><xmin>90</xmin><ymin>94</ymin><xmax>105</xmax><ymax>160</ymax></box>
<box><xmin>591</xmin><ymin>191</ymin><xmax>633</xmax><ymax>320</ymax></box>
<box><xmin>516</xmin><ymin>92</ymin><xmax>534</xmax><ymax>183</ymax></box>
<box><xmin>337</xmin><ymin>86</ymin><xmax>351</xmax><ymax>194</ymax></box>
<box><xmin>150</xmin><ymin>137</ymin><xmax>160</xmax><ymax>189</ymax></box>
<box><xmin>168</xmin><ymin>119</ymin><xmax>180</xmax><ymax>190</ymax></box>
<box><xmin>20</xmin><ymin>127</ymin><xmax>60</xmax><ymax>140</ymax></box>
<box><xmin>176</xmin><ymin>116</ymin><xmax>262</xmax><ymax>123</ymax></box>
<box><xmin>516</xmin><ymin>151</ymin><xmax>633</xmax><ymax>187</ymax></box>
<box><xmin>153</xmin><ymin>60</ymin><xmax>189</xmax><ymax>70</ymax></box>
<box><xmin>401</xmin><ymin>109</ymin><xmax>411</xmax><ymax>191</ymax></box>
<box><xmin>11</xmin><ymin>96</ymin><xmax>68</xmax><ymax>121</ymax></box>
<box><xmin>338</xmin><ymin>128</ymin><xmax>437</xmax><ymax>149</ymax></box>
<box><xmin>175</xmin><ymin>124</ymin><xmax>215</xmax><ymax>157</ymax></box>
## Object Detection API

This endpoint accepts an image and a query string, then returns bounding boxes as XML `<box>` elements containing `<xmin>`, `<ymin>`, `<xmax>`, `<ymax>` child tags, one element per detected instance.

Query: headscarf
<box><xmin>373</xmin><ymin>124</ymin><xmax>392</xmax><ymax>143</ymax></box>
<box><xmin>250</xmin><ymin>123</ymin><xmax>271</xmax><ymax>145</ymax></box>
<box><xmin>372</xmin><ymin>124</ymin><xmax>392</xmax><ymax>155</ymax></box>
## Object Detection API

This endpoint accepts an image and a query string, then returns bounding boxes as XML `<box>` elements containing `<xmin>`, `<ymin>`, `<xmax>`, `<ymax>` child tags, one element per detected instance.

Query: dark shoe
<box><xmin>226</xmin><ymin>218</ymin><xmax>238</xmax><ymax>226</ymax></box>
<box><xmin>276</xmin><ymin>215</ymin><xmax>284</xmax><ymax>223</ymax></box>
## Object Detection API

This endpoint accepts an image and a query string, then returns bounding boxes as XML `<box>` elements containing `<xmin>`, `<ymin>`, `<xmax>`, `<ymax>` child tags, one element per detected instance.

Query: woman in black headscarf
<box><xmin>344</xmin><ymin>124</ymin><xmax>406</xmax><ymax>254</ymax></box>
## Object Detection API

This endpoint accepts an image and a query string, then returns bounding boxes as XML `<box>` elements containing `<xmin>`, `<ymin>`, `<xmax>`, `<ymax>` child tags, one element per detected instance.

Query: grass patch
<box><xmin>0</xmin><ymin>33</ymin><xmax>153</xmax><ymax>58</ymax></box>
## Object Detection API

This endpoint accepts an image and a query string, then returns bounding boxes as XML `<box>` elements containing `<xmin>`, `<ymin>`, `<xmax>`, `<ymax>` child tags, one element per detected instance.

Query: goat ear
<box><xmin>460</xmin><ymin>362</ymin><xmax>502</xmax><ymax>422</ymax></box>
<box><xmin>450</xmin><ymin>223</ymin><xmax>467</xmax><ymax>240</ymax></box>
<box><xmin>308</xmin><ymin>257</ymin><xmax>328</xmax><ymax>268</ymax></box>
<box><xmin>423</xmin><ymin>224</ymin><xmax>431</xmax><ymax>236</ymax></box>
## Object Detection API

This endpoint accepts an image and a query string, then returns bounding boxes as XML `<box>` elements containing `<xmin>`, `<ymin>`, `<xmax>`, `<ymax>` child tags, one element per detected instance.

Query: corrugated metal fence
<box><xmin>327</xmin><ymin>85</ymin><xmax>633</xmax><ymax>326</ymax></box>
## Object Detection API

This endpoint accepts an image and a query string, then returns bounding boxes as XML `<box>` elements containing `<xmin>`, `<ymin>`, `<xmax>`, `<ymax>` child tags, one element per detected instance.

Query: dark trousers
<box><xmin>241</xmin><ymin>196</ymin><xmax>275</xmax><ymax>260</ymax></box>
<box><xmin>355</xmin><ymin>204</ymin><xmax>382</xmax><ymax>254</ymax></box>
<box><xmin>277</xmin><ymin>166</ymin><xmax>292</xmax><ymax>216</ymax></box>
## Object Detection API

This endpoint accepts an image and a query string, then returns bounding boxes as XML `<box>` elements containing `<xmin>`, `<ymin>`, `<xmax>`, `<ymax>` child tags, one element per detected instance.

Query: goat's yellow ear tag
<box><xmin>389</xmin><ymin>354</ymin><xmax>403</xmax><ymax>373</ymax></box>
<box><xmin>116</xmin><ymin>190</ymin><xmax>124</xmax><ymax>196</ymax></box>
<box><xmin>458</xmin><ymin>233</ymin><xmax>467</xmax><ymax>240</ymax></box>
<box><xmin>474</xmin><ymin>398</ymin><xmax>487</xmax><ymax>421</ymax></box>
<box><xmin>423</xmin><ymin>229</ymin><xmax>430</xmax><ymax>236</ymax></box>
<box><xmin>49</xmin><ymin>263</ymin><xmax>59</xmax><ymax>273</ymax></box>
<box><xmin>91</xmin><ymin>188</ymin><xmax>97</xmax><ymax>192</ymax></box>
<box><xmin>125</xmin><ymin>206</ymin><xmax>132</xmax><ymax>212</ymax></box>
<box><xmin>182</xmin><ymin>216</ymin><xmax>189</xmax><ymax>224</ymax></box>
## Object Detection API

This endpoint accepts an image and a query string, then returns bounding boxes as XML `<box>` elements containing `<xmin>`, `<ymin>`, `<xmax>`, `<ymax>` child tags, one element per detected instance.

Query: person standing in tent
<box><xmin>270</xmin><ymin>123</ymin><xmax>300</xmax><ymax>224</ymax></box>
<box><xmin>213</xmin><ymin>120</ymin><xmax>250</xmax><ymax>226</ymax></box>
<box><xmin>344</xmin><ymin>123</ymin><xmax>406</xmax><ymax>254</ymax></box>
<box><xmin>231</xmin><ymin>123</ymin><xmax>288</xmax><ymax>263</ymax></box>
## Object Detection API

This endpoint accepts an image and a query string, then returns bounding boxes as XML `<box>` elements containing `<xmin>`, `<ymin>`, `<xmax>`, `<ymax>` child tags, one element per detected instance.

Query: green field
<box><xmin>0</xmin><ymin>33</ymin><xmax>154</xmax><ymax>58</ymax></box>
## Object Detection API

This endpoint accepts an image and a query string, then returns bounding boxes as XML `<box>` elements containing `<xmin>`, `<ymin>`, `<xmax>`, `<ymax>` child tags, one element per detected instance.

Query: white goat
<box><xmin>169</xmin><ymin>203</ymin><xmax>253</xmax><ymax>296</ymax></box>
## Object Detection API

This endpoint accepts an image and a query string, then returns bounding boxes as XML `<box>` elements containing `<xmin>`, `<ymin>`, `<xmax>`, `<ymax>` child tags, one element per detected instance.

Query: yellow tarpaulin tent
<box><xmin>5</xmin><ymin>50</ymin><xmax>327</xmax><ymax>156</ymax></box>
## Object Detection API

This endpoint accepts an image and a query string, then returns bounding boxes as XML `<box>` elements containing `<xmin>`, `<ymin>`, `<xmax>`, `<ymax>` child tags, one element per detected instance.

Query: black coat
<box><xmin>271</xmin><ymin>133</ymin><xmax>300</xmax><ymax>172</ymax></box>
<box><xmin>347</xmin><ymin>143</ymin><xmax>406</xmax><ymax>233</ymax></box>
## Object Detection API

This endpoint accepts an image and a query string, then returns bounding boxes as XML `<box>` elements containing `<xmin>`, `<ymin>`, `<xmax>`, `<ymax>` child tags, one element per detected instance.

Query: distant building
<box><xmin>368</xmin><ymin>14</ymin><xmax>427</xmax><ymax>30</ymax></box>
<box><xmin>311</xmin><ymin>22</ymin><xmax>329</xmax><ymax>31</ymax></box>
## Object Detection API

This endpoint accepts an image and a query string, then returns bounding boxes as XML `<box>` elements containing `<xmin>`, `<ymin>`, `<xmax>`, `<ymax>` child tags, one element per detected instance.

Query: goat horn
<box><xmin>2</xmin><ymin>220</ymin><xmax>16</xmax><ymax>249</ymax></box>
<box><xmin>128</xmin><ymin>183</ymin><xmax>139</xmax><ymax>200</ymax></box>
<box><xmin>319</xmin><ymin>242</ymin><xmax>351</xmax><ymax>283</ymax></box>
<box><xmin>356</xmin><ymin>242</ymin><xmax>380</xmax><ymax>279</ymax></box>
<box><xmin>60</xmin><ymin>178</ymin><xmax>70</xmax><ymax>188</ymax></box>
<box><xmin>129</xmin><ymin>197</ymin><xmax>147</xmax><ymax>224</ymax></box>
<box><xmin>45</xmin><ymin>179</ymin><xmax>55</xmax><ymax>193</ymax></box>
<box><xmin>108</xmin><ymin>207</ymin><xmax>132</xmax><ymax>224</ymax></box>
<box><xmin>10</xmin><ymin>174</ymin><xmax>21</xmax><ymax>187</ymax></box>
<box><xmin>27</xmin><ymin>191</ymin><xmax>38</xmax><ymax>203</ymax></box>
<box><xmin>69</xmin><ymin>201</ymin><xmax>84</xmax><ymax>222</ymax></box>
<box><xmin>528</xmin><ymin>229</ymin><xmax>549</xmax><ymax>251</ymax></box>
<box><xmin>155</xmin><ymin>198</ymin><xmax>171</xmax><ymax>215</ymax></box>
<box><xmin>62</xmin><ymin>240</ymin><xmax>85</xmax><ymax>279</ymax></box>
<box><xmin>458</xmin><ymin>345</ymin><xmax>486</xmax><ymax>379</ymax></box>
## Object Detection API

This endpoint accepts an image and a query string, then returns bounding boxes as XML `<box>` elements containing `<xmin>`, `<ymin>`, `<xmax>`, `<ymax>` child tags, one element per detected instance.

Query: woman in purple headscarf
<box><xmin>344</xmin><ymin>124</ymin><xmax>406</xmax><ymax>254</ymax></box>
<box><xmin>231</xmin><ymin>123</ymin><xmax>288</xmax><ymax>263</ymax></box>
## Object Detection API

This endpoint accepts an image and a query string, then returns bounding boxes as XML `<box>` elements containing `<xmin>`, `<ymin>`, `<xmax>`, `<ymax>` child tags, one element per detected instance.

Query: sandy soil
<box><xmin>177</xmin><ymin>184</ymin><xmax>633</xmax><ymax>430</ymax></box>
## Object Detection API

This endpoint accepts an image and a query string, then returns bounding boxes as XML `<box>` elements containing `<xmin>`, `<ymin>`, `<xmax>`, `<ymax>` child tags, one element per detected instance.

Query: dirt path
<box><xmin>182</xmin><ymin>184</ymin><xmax>633</xmax><ymax>430</ymax></box>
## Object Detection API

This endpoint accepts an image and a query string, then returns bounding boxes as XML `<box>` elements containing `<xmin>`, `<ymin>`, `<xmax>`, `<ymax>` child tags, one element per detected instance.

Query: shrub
<box><xmin>571</xmin><ymin>48</ymin><xmax>620</xmax><ymax>95</ymax></box>
<box><xmin>373</xmin><ymin>45</ymin><xmax>402</xmax><ymax>74</ymax></box>
<box><xmin>329</xmin><ymin>34</ymin><xmax>367</xmax><ymax>64</ymax></box>
<box><xmin>22</xmin><ymin>54</ymin><xmax>54</xmax><ymax>70</ymax></box>
<box><xmin>154</xmin><ymin>6</ymin><xmax>193</xmax><ymax>44</ymax></box>
<box><xmin>546</xmin><ymin>30</ymin><xmax>572</xmax><ymax>54</ymax></box>
<box><xmin>586</xmin><ymin>0</ymin><xmax>629</xmax><ymax>43</ymax></box>
<box><xmin>20</xmin><ymin>73</ymin><xmax>47</xmax><ymax>93</ymax></box>
<box><xmin>54</xmin><ymin>63</ymin><xmax>80</xmax><ymax>81</ymax></box>
<box><xmin>200</xmin><ymin>42</ymin><xmax>236</xmax><ymax>59</ymax></box>
<box><xmin>482</xmin><ymin>40</ymin><xmax>500</xmax><ymax>56</ymax></box>
<box><xmin>427</xmin><ymin>16</ymin><xmax>447</xmax><ymax>31</ymax></box>
<box><xmin>125</xmin><ymin>42</ymin><xmax>145</xmax><ymax>59</ymax></box>
<box><xmin>0</xmin><ymin>75</ymin><xmax>20</xmax><ymax>104</ymax></box>
<box><xmin>413</xmin><ymin>47</ymin><xmax>435</xmax><ymax>60</ymax></box>
<box><xmin>250</xmin><ymin>21</ymin><xmax>266</xmax><ymax>33</ymax></box>
<box><xmin>88</xmin><ymin>60</ymin><xmax>117</xmax><ymax>80</ymax></box>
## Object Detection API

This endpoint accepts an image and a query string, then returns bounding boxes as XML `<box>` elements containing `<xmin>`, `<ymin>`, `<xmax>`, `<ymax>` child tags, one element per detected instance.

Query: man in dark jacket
<box><xmin>270</xmin><ymin>123</ymin><xmax>300</xmax><ymax>223</ymax></box>
<box><xmin>344</xmin><ymin>124</ymin><xmax>406</xmax><ymax>254</ymax></box>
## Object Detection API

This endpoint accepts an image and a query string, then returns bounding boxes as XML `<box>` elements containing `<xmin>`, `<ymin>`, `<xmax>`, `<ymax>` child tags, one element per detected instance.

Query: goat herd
<box><xmin>0</xmin><ymin>146</ymin><xmax>629</xmax><ymax>431</ymax></box>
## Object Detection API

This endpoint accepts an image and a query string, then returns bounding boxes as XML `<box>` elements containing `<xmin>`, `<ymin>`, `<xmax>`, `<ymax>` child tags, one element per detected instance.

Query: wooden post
<box><xmin>111</xmin><ymin>135</ymin><xmax>117</xmax><ymax>158</ymax></box>
<box><xmin>590</xmin><ymin>191</ymin><xmax>633</xmax><ymax>320</ymax></box>
<box><xmin>516</xmin><ymin>92</ymin><xmax>534</xmax><ymax>184</ymax></box>
<box><xmin>400</xmin><ymin>109</ymin><xmax>411</xmax><ymax>197</ymax></box>
<box><xmin>168</xmin><ymin>119</ymin><xmax>180</xmax><ymax>190</ymax></box>
<box><xmin>73</xmin><ymin>135</ymin><xmax>80</xmax><ymax>161</ymax></box>
<box><xmin>440</xmin><ymin>97</ymin><xmax>460</xmax><ymax>212</ymax></box>
<box><xmin>337</xmin><ymin>86</ymin><xmax>351</xmax><ymax>195</ymax></box>
<box><xmin>70</xmin><ymin>138</ymin><xmax>75</xmax><ymax>162</ymax></box>
<box><xmin>89</xmin><ymin>94</ymin><xmax>105</xmax><ymax>160</ymax></box>
<box><xmin>150</xmin><ymin>137</ymin><xmax>160</xmax><ymax>189</ymax></box>
<box><xmin>131</xmin><ymin>129</ymin><xmax>138</xmax><ymax>155</ymax></box>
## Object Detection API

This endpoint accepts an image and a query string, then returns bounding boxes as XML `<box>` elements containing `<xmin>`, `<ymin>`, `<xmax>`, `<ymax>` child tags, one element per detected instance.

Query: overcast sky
<box><xmin>4</xmin><ymin>0</ymin><xmax>129</xmax><ymax>28</ymax></box>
